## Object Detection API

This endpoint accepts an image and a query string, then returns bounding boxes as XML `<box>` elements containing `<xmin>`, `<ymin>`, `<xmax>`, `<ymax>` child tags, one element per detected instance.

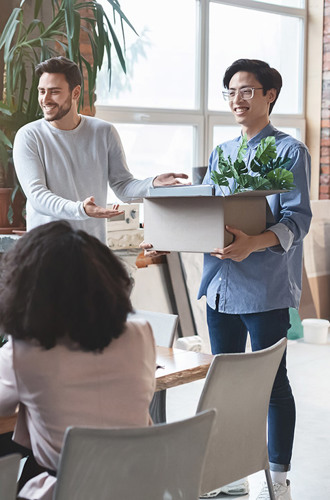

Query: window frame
<box><xmin>95</xmin><ymin>0</ymin><xmax>308</xmax><ymax>174</ymax></box>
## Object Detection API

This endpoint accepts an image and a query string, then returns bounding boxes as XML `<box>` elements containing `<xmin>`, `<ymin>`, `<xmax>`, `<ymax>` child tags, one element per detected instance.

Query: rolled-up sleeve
<box><xmin>267</xmin><ymin>145</ymin><xmax>312</xmax><ymax>254</ymax></box>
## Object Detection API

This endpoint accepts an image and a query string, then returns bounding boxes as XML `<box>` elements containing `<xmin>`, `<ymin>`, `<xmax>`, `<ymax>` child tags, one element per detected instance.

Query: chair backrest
<box><xmin>197</xmin><ymin>338</ymin><xmax>287</xmax><ymax>494</ymax></box>
<box><xmin>54</xmin><ymin>409</ymin><xmax>216</xmax><ymax>500</ymax></box>
<box><xmin>129</xmin><ymin>309</ymin><xmax>179</xmax><ymax>347</ymax></box>
<box><xmin>0</xmin><ymin>454</ymin><xmax>21</xmax><ymax>500</ymax></box>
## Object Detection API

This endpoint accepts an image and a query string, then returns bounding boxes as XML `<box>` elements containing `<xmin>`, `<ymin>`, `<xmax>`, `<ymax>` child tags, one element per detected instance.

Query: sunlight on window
<box><xmin>96</xmin><ymin>0</ymin><xmax>198</xmax><ymax>109</ymax></box>
<box><xmin>107</xmin><ymin>123</ymin><xmax>195</xmax><ymax>203</ymax></box>
<box><xmin>208</xmin><ymin>3</ymin><xmax>303</xmax><ymax>114</ymax></box>
<box><xmin>254</xmin><ymin>0</ymin><xmax>304</xmax><ymax>7</ymax></box>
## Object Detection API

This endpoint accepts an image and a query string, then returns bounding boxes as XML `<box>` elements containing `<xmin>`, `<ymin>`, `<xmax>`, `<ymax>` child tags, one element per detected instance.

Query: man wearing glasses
<box><xmin>198</xmin><ymin>59</ymin><xmax>311</xmax><ymax>499</ymax></box>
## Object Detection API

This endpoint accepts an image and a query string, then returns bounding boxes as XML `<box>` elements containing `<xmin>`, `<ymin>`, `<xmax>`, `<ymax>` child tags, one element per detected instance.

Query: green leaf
<box><xmin>0</xmin><ymin>8</ymin><xmax>21</xmax><ymax>50</ymax></box>
<box><xmin>0</xmin><ymin>142</ymin><xmax>9</xmax><ymax>166</ymax></box>
<box><xmin>103</xmin><ymin>0</ymin><xmax>138</xmax><ymax>36</ymax></box>
<box><xmin>266</xmin><ymin>168</ymin><xmax>295</xmax><ymax>190</ymax></box>
<box><xmin>248</xmin><ymin>176</ymin><xmax>271</xmax><ymax>190</ymax></box>
<box><xmin>0</xmin><ymin>103</ymin><xmax>12</xmax><ymax>116</ymax></box>
<box><xmin>233</xmin><ymin>160</ymin><xmax>248</xmax><ymax>176</ymax></box>
<box><xmin>81</xmin><ymin>56</ymin><xmax>94</xmax><ymax>108</ymax></box>
<box><xmin>70</xmin><ymin>10</ymin><xmax>81</xmax><ymax>59</ymax></box>
<box><xmin>236</xmin><ymin>134</ymin><xmax>248</xmax><ymax>162</ymax></box>
<box><xmin>254</xmin><ymin>136</ymin><xmax>277</xmax><ymax>164</ymax></box>
<box><xmin>95</xmin><ymin>4</ymin><xmax>105</xmax><ymax>69</ymax></box>
<box><xmin>64</xmin><ymin>0</ymin><xmax>75</xmax><ymax>38</ymax></box>
<box><xmin>104</xmin><ymin>12</ymin><xmax>126</xmax><ymax>73</ymax></box>
<box><xmin>26</xmin><ymin>19</ymin><xmax>44</xmax><ymax>35</ymax></box>
<box><xmin>211</xmin><ymin>135</ymin><xmax>296</xmax><ymax>193</ymax></box>
<box><xmin>34</xmin><ymin>0</ymin><xmax>43</xmax><ymax>18</ymax></box>
<box><xmin>211</xmin><ymin>170</ymin><xmax>229</xmax><ymax>186</ymax></box>
<box><xmin>17</xmin><ymin>63</ymin><xmax>27</xmax><ymax>111</ymax></box>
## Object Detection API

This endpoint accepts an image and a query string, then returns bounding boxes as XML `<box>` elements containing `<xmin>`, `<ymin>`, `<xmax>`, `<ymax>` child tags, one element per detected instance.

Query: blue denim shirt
<box><xmin>198</xmin><ymin>123</ymin><xmax>312</xmax><ymax>313</ymax></box>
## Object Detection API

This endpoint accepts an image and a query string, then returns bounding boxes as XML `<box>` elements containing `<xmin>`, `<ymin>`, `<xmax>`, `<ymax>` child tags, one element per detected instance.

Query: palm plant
<box><xmin>0</xmin><ymin>0</ymin><xmax>135</xmax><ymax>222</ymax></box>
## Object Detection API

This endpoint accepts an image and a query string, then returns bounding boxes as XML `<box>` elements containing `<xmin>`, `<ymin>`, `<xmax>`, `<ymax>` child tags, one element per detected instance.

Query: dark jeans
<box><xmin>206</xmin><ymin>305</ymin><xmax>295</xmax><ymax>471</ymax></box>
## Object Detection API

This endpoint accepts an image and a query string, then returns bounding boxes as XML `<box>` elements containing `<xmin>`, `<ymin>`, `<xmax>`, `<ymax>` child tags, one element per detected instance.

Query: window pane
<box><xmin>96</xmin><ymin>0</ymin><xmax>198</xmax><ymax>109</ymax></box>
<box><xmin>213</xmin><ymin>126</ymin><xmax>241</xmax><ymax>148</ymax></box>
<box><xmin>107</xmin><ymin>123</ymin><xmax>195</xmax><ymax>203</ymax></box>
<box><xmin>254</xmin><ymin>0</ymin><xmax>304</xmax><ymax>7</ymax></box>
<box><xmin>208</xmin><ymin>3</ymin><xmax>303</xmax><ymax>114</ymax></box>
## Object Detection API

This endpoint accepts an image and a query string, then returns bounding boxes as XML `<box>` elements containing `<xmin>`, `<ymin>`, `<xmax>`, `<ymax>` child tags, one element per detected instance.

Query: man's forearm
<box><xmin>250</xmin><ymin>229</ymin><xmax>280</xmax><ymax>252</ymax></box>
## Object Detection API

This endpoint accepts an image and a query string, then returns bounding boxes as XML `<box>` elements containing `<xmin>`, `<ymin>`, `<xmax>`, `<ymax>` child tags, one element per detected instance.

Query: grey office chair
<box><xmin>197</xmin><ymin>338</ymin><xmax>287</xmax><ymax>500</ymax></box>
<box><xmin>0</xmin><ymin>453</ymin><xmax>21</xmax><ymax>500</ymax></box>
<box><xmin>53</xmin><ymin>409</ymin><xmax>216</xmax><ymax>500</ymax></box>
<box><xmin>128</xmin><ymin>309</ymin><xmax>179</xmax><ymax>347</ymax></box>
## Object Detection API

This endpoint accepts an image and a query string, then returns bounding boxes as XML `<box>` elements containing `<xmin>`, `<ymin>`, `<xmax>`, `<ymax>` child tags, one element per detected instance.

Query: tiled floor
<box><xmin>166</xmin><ymin>336</ymin><xmax>330</xmax><ymax>500</ymax></box>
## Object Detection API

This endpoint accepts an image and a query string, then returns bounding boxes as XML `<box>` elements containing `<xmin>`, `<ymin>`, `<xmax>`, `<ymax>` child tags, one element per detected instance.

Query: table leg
<box><xmin>149</xmin><ymin>390</ymin><xmax>167</xmax><ymax>423</ymax></box>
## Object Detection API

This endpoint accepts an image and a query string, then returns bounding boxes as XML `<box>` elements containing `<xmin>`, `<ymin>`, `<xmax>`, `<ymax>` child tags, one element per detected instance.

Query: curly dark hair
<box><xmin>35</xmin><ymin>56</ymin><xmax>82</xmax><ymax>91</ymax></box>
<box><xmin>223</xmin><ymin>59</ymin><xmax>282</xmax><ymax>115</ymax></box>
<box><xmin>0</xmin><ymin>222</ymin><xmax>133</xmax><ymax>351</ymax></box>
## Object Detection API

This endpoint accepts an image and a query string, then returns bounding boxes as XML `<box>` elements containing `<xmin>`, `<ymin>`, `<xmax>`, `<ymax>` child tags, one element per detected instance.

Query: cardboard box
<box><xmin>144</xmin><ymin>185</ymin><xmax>279</xmax><ymax>253</ymax></box>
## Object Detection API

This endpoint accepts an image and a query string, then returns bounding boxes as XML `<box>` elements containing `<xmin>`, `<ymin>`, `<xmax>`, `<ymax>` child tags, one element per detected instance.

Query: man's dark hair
<box><xmin>223</xmin><ymin>59</ymin><xmax>282</xmax><ymax>114</ymax></box>
<box><xmin>35</xmin><ymin>56</ymin><xmax>82</xmax><ymax>91</ymax></box>
<box><xmin>0</xmin><ymin>221</ymin><xmax>133</xmax><ymax>351</ymax></box>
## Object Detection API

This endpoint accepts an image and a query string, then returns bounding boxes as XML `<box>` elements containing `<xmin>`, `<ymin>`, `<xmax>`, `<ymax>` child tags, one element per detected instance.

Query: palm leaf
<box><xmin>34</xmin><ymin>0</ymin><xmax>43</xmax><ymax>18</ymax></box>
<box><xmin>0</xmin><ymin>8</ymin><xmax>21</xmax><ymax>51</ymax></box>
<box><xmin>103</xmin><ymin>10</ymin><xmax>126</xmax><ymax>73</ymax></box>
<box><xmin>0</xmin><ymin>130</ymin><xmax>13</xmax><ymax>149</ymax></box>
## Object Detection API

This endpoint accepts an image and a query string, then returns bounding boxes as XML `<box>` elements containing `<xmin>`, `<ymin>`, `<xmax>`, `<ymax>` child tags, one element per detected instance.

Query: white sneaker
<box><xmin>257</xmin><ymin>480</ymin><xmax>292</xmax><ymax>500</ymax></box>
<box><xmin>200</xmin><ymin>478</ymin><xmax>249</xmax><ymax>497</ymax></box>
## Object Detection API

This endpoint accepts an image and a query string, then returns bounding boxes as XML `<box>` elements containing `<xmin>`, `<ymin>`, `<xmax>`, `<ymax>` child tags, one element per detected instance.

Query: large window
<box><xmin>96</xmin><ymin>0</ymin><xmax>306</xmax><ymax>199</ymax></box>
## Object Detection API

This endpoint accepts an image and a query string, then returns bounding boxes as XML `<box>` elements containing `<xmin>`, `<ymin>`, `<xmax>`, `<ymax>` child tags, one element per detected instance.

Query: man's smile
<box><xmin>233</xmin><ymin>106</ymin><xmax>249</xmax><ymax>114</ymax></box>
<box><xmin>43</xmin><ymin>104</ymin><xmax>57</xmax><ymax>111</ymax></box>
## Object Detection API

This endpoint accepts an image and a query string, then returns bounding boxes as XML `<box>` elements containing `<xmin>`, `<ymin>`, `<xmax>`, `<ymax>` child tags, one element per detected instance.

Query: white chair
<box><xmin>197</xmin><ymin>338</ymin><xmax>287</xmax><ymax>500</ymax></box>
<box><xmin>129</xmin><ymin>309</ymin><xmax>179</xmax><ymax>423</ymax></box>
<box><xmin>53</xmin><ymin>409</ymin><xmax>216</xmax><ymax>500</ymax></box>
<box><xmin>0</xmin><ymin>453</ymin><xmax>21</xmax><ymax>500</ymax></box>
<box><xmin>128</xmin><ymin>309</ymin><xmax>179</xmax><ymax>347</ymax></box>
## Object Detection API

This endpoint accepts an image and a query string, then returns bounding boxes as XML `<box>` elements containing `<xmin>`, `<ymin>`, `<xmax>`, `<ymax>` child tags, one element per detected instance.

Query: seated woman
<box><xmin>0</xmin><ymin>221</ymin><xmax>156</xmax><ymax>500</ymax></box>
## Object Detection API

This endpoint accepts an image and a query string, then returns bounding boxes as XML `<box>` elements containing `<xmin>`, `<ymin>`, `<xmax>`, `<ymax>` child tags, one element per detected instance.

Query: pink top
<box><xmin>0</xmin><ymin>319</ymin><xmax>156</xmax><ymax>499</ymax></box>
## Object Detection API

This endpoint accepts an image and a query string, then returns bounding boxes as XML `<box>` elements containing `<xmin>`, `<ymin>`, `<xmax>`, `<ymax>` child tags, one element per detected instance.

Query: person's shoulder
<box><xmin>125</xmin><ymin>318</ymin><xmax>154</xmax><ymax>340</ymax></box>
<box><xmin>82</xmin><ymin>115</ymin><xmax>115</xmax><ymax>132</ymax></box>
<box><xmin>15</xmin><ymin>118</ymin><xmax>44</xmax><ymax>138</ymax></box>
<box><xmin>273</xmin><ymin>128</ymin><xmax>309</xmax><ymax>156</ymax></box>
<box><xmin>125</xmin><ymin>319</ymin><xmax>156</xmax><ymax>348</ymax></box>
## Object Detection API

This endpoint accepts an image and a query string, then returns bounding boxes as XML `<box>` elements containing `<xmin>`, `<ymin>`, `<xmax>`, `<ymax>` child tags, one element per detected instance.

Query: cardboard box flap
<box><xmin>147</xmin><ymin>184</ymin><xmax>214</xmax><ymax>197</ymax></box>
<box><xmin>147</xmin><ymin>185</ymin><xmax>285</xmax><ymax>199</ymax></box>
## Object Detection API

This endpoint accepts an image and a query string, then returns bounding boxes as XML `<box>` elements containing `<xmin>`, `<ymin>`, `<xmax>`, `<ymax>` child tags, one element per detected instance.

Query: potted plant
<box><xmin>211</xmin><ymin>135</ymin><xmax>295</xmax><ymax>194</ymax></box>
<box><xmin>0</xmin><ymin>0</ymin><xmax>135</xmax><ymax>229</ymax></box>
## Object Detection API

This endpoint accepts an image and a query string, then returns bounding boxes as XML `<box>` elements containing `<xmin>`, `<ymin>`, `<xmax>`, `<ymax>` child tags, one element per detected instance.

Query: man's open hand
<box><xmin>153</xmin><ymin>173</ymin><xmax>190</xmax><ymax>186</ymax></box>
<box><xmin>83</xmin><ymin>196</ymin><xmax>124</xmax><ymax>218</ymax></box>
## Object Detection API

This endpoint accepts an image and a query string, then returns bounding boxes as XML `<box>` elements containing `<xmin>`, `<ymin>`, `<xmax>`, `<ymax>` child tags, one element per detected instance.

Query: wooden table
<box><xmin>155</xmin><ymin>346</ymin><xmax>213</xmax><ymax>391</ymax></box>
<box><xmin>0</xmin><ymin>347</ymin><xmax>214</xmax><ymax>433</ymax></box>
<box><xmin>152</xmin><ymin>346</ymin><xmax>214</xmax><ymax>423</ymax></box>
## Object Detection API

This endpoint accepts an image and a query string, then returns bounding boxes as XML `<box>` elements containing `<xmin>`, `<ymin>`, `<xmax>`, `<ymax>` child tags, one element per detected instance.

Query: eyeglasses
<box><xmin>222</xmin><ymin>87</ymin><xmax>264</xmax><ymax>101</ymax></box>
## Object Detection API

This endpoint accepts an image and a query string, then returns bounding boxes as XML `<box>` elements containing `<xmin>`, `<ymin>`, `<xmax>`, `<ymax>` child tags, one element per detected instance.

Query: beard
<box><xmin>43</xmin><ymin>95</ymin><xmax>72</xmax><ymax>122</ymax></box>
